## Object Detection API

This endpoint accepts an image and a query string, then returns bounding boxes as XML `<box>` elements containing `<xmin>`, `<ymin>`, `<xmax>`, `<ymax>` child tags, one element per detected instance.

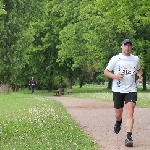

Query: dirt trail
<box><xmin>49</xmin><ymin>96</ymin><xmax>150</xmax><ymax>150</ymax></box>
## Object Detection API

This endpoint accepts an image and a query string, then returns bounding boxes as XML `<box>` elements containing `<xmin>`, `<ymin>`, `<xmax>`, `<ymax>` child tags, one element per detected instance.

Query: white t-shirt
<box><xmin>106</xmin><ymin>53</ymin><xmax>141</xmax><ymax>93</ymax></box>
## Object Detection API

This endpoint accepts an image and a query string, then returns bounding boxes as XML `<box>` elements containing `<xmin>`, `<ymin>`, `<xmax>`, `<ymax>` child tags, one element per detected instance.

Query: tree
<box><xmin>58</xmin><ymin>0</ymin><xmax>150</xmax><ymax>90</ymax></box>
<box><xmin>0</xmin><ymin>0</ymin><xmax>46</xmax><ymax>92</ymax></box>
<box><xmin>85</xmin><ymin>0</ymin><xmax>150</xmax><ymax>90</ymax></box>
<box><xmin>28</xmin><ymin>0</ymin><xmax>85</xmax><ymax>90</ymax></box>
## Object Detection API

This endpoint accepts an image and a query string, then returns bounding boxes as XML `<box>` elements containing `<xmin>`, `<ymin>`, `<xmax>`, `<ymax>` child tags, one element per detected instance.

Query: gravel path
<box><xmin>49</xmin><ymin>96</ymin><xmax>150</xmax><ymax>150</ymax></box>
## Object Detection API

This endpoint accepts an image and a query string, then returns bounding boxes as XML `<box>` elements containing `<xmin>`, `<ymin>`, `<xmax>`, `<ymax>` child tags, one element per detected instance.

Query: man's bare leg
<box><xmin>125</xmin><ymin>102</ymin><xmax>135</xmax><ymax>147</ymax></box>
<box><xmin>114</xmin><ymin>108</ymin><xmax>123</xmax><ymax>134</ymax></box>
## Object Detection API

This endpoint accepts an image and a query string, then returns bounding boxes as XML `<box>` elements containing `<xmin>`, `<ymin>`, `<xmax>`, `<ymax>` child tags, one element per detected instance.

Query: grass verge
<box><xmin>20</xmin><ymin>84</ymin><xmax>150</xmax><ymax>108</ymax></box>
<box><xmin>63</xmin><ymin>84</ymin><xmax>150</xmax><ymax>108</ymax></box>
<box><xmin>0</xmin><ymin>93</ymin><xmax>99</xmax><ymax>150</ymax></box>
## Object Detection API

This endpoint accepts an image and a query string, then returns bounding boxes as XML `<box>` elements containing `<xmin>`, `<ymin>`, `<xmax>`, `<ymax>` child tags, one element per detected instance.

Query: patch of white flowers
<box><xmin>0</xmin><ymin>97</ymin><xmax>66</xmax><ymax>149</ymax></box>
<box><xmin>0</xmin><ymin>96</ymin><xmax>98</xmax><ymax>149</ymax></box>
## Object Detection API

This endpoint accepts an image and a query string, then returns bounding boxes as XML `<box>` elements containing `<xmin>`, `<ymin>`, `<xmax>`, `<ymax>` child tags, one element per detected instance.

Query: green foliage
<box><xmin>53</xmin><ymin>75</ymin><xmax>69</xmax><ymax>89</ymax></box>
<box><xmin>0</xmin><ymin>93</ymin><xmax>99</xmax><ymax>149</ymax></box>
<box><xmin>0</xmin><ymin>2</ymin><xmax>6</xmax><ymax>14</ymax></box>
<box><xmin>26</xmin><ymin>0</ymin><xmax>68</xmax><ymax>90</ymax></box>
<box><xmin>0</xmin><ymin>0</ymin><xmax>46</xmax><ymax>87</ymax></box>
<box><xmin>0</xmin><ymin>0</ymin><xmax>150</xmax><ymax>91</ymax></box>
<box><xmin>0</xmin><ymin>8</ymin><xmax>6</xmax><ymax>14</ymax></box>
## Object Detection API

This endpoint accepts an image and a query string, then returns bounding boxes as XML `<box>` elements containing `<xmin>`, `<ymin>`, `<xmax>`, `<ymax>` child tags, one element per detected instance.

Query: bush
<box><xmin>53</xmin><ymin>75</ymin><xmax>69</xmax><ymax>89</ymax></box>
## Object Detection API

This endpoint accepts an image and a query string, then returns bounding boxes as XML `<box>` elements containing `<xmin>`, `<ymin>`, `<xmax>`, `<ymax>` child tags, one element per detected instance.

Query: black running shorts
<box><xmin>113</xmin><ymin>92</ymin><xmax>137</xmax><ymax>109</ymax></box>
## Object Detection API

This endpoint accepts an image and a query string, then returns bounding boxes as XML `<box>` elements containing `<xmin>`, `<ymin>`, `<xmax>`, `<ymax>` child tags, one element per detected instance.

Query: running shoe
<box><xmin>125</xmin><ymin>137</ymin><xmax>133</xmax><ymax>147</ymax></box>
<box><xmin>114</xmin><ymin>123</ymin><xmax>121</xmax><ymax>134</ymax></box>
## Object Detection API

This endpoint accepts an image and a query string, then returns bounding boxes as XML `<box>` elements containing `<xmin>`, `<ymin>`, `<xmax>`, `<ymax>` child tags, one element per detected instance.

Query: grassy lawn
<box><xmin>60</xmin><ymin>84</ymin><xmax>150</xmax><ymax>108</ymax></box>
<box><xmin>1</xmin><ymin>84</ymin><xmax>149</xmax><ymax>149</ymax></box>
<box><xmin>0</xmin><ymin>92</ymin><xmax>99</xmax><ymax>150</ymax></box>
<box><xmin>21</xmin><ymin>84</ymin><xmax>150</xmax><ymax>108</ymax></box>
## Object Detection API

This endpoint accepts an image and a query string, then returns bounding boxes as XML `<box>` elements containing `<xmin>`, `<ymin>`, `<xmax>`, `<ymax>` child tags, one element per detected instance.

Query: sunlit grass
<box><xmin>20</xmin><ymin>84</ymin><xmax>150</xmax><ymax>108</ymax></box>
<box><xmin>137</xmin><ymin>92</ymin><xmax>150</xmax><ymax>108</ymax></box>
<box><xmin>1</xmin><ymin>84</ymin><xmax>148</xmax><ymax>149</ymax></box>
<box><xmin>0</xmin><ymin>93</ymin><xmax>99</xmax><ymax>150</ymax></box>
<box><xmin>63</xmin><ymin>84</ymin><xmax>150</xmax><ymax>108</ymax></box>
<box><xmin>69</xmin><ymin>92</ymin><xmax>113</xmax><ymax>101</ymax></box>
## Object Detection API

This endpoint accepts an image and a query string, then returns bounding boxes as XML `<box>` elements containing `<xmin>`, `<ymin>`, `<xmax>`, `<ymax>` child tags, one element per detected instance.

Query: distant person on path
<box><xmin>29</xmin><ymin>77</ymin><xmax>36</xmax><ymax>94</ymax></box>
<box><xmin>104</xmin><ymin>39</ymin><xmax>143</xmax><ymax>147</ymax></box>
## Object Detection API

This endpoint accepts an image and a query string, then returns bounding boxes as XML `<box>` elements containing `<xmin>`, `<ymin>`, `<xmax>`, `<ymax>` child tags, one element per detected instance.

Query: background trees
<box><xmin>0</xmin><ymin>0</ymin><xmax>150</xmax><ymax>92</ymax></box>
<box><xmin>0</xmin><ymin>0</ymin><xmax>46</xmax><ymax>92</ymax></box>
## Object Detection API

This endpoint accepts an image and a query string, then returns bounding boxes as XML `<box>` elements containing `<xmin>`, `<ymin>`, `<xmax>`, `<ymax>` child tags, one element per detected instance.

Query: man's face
<box><xmin>122</xmin><ymin>43</ymin><xmax>132</xmax><ymax>56</ymax></box>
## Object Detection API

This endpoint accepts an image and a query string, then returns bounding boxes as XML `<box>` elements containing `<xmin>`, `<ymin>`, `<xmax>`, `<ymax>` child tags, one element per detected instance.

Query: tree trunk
<box><xmin>12</xmin><ymin>84</ymin><xmax>19</xmax><ymax>92</ymax></box>
<box><xmin>68</xmin><ymin>79</ymin><xmax>73</xmax><ymax>89</ymax></box>
<box><xmin>0</xmin><ymin>81</ymin><xmax>10</xmax><ymax>93</ymax></box>
<box><xmin>79</xmin><ymin>77</ymin><xmax>84</xmax><ymax>88</ymax></box>
<box><xmin>142</xmin><ymin>70</ymin><xmax>147</xmax><ymax>91</ymax></box>
<box><xmin>48</xmin><ymin>82</ymin><xmax>53</xmax><ymax>91</ymax></box>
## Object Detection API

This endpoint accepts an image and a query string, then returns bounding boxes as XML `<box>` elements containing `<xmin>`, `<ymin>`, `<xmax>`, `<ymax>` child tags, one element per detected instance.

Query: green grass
<box><xmin>63</xmin><ymin>84</ymin><xmax>150</xmax><ymax>108</ymax></box>
<box><xmin>1</xmin><ymin>84</ymin><xmax>149</xmax><ymax>149</ymax></box>
<box><xmin>21</xmin><ymin>84</ymin><xmax>150</xmax><ymax>108</ymax></box>
<box><xmin>0</xmin><ymin>93</ymin><xmax>99</xmax><ymax>150</ymax></box>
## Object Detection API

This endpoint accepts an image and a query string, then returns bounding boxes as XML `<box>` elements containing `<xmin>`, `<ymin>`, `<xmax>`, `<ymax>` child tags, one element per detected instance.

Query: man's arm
<box><xmin>137</xmin><ymin>68</ymin><xmax>143</xmax><ymax>83</ymax></box>
<box><xmin>137</xmin><ymin>68</ymin><xmax>143</xmax><ymax>77</ymax></box>
<box><xmin>104</xmin><ymin>69</ymin><xmax>124</xmax><ymax>80</ymax></box>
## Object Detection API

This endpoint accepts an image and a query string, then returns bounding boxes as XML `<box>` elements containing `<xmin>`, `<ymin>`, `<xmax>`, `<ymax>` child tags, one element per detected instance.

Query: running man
<box><xmin>29</xmin><ymin>77</ymin><xmax>36</xmax><ymax>94</ymax></box>
<box><xmin>104</xmin><ymin>39</ymin><xmax>143</xmax><ymax>147</ymax></box>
